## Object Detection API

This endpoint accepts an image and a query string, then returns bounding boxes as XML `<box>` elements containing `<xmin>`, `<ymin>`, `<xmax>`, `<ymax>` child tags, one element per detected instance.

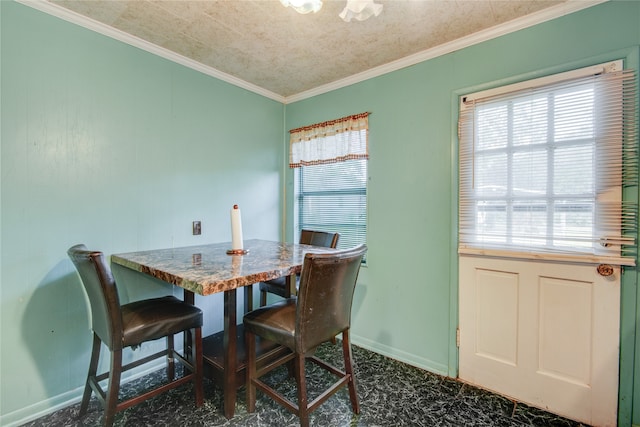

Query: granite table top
<box><xmin>111</xmin><ymin>239</ymin><xmax>336</xmax><ymax>296</ymax></box>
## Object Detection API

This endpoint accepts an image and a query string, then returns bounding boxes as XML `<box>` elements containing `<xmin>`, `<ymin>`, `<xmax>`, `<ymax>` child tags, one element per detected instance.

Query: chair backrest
<box><xmin>68</xmin><ymin>244</ymin><xmax>123</xmax><ymax>350</ymax></box>
<box><xmin>299</xmin><ymin>229</ymin><xmax>339</xmax><ymax>249</ymax></box>
<box><xmin>295</xmin><ymin>244</ymin><xmax>367</xmax><ymax>354</ymax></box>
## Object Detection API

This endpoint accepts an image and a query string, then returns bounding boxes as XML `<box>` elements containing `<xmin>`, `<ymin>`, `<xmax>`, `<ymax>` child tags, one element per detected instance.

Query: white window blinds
<box><xmin>296</xmin><ymin>160</ymin><xmax>367</xmax><ymax>250</ymax></box>
<box><xmin>458</xmin><ymin>61</ymin><xmax>638</xmax><ymax>265</ymax></box>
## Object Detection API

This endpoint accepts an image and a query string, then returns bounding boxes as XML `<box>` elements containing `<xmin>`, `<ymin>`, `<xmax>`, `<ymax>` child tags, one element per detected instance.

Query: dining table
<box><xmin>110</xmin><ymin>238</ymin><xmax>337</xmax><ymax>419</ymax></box>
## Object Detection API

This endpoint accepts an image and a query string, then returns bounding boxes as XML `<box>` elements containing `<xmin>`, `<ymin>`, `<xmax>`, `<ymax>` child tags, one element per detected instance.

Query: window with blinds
<box><xmin>289</xmin><ymin>112</ymin><xmax>369</xmax><ymax>254</ymax></box>
<box><xmin>458</xmin><ymin>60</ymin><xmax>638</xmax><ymax>265</ymax></box>
<box><xmin>296</xmin><ymin>159</ymin><xmax>367</xmax><ymax>250</ymax></box>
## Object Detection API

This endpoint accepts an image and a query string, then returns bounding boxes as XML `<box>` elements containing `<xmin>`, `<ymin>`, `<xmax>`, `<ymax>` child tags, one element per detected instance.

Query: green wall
<box><xmin>3</xmin><ymin>1</ymin><xmax>640</xmax><ymax>426</ymax></box>
<box><xmin>284</xmin><ymin>2</ymin><xmax>640</xmax><ymax>425</ymax></box>
<box><xmin>0</xmin><ymin>2</ymin><xmax>284</xmax><ymax>424</ymax></box>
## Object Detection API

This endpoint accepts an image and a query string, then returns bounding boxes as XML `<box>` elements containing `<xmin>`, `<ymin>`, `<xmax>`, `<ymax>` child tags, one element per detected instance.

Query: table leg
<box><xmin>185</xmin><ymin>288</ymin><xmax>242</xmax><ymax>419</ymax></box>
<box><xmin>244</xmin><ymin>283</ymin><xmax>254</xmax><ymax>313</ymax></box>
<box><xmin>183</xmin><ymin>290</ymin><xmax>195</xmax><ymax>363</ymax></box>
<box><xmin>183</xmin><ymin>289</ymin><xmax>195</xmax><ymax>305</ymax></box>
<box><xmin>286</xmin><ymin>274</ymin><xmax>295</xmax><ymax>297</ymax></box>
<box><xmin>223</xmin><ymin>288</ymin><xmax>237</xmax><ymax>419</ymax></box>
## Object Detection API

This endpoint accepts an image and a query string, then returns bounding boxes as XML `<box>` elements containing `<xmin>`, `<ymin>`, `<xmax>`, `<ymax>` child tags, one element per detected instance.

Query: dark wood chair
<box><xmin>244</xmin><ymin>244</ymin><xmax>367</xmax><ymax>427</ymax></box>
<box><xmin>67</xmin><ymin>244</ymin><xmax>204</xmax><ymax>427</ymax></box>
<box><xmin>258</xmin><ymin>229</ymin><xmax>339</xmax><ymax>307</ymax></box>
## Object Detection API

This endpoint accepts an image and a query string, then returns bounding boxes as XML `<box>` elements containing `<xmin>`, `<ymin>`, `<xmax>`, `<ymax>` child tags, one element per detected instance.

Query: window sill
<box><xmin>458</xmin><ymin>247</ymin><xmax>636</xmax><ymax>267</ymax></box>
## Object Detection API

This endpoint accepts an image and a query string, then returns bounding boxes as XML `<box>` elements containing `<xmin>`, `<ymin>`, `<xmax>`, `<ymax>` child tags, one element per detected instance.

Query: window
<box><xmin>290</xmin><ymin>113</ymin><xmax>369</xmax><ymax>252</ymax></box>
<box><xmin>458</xmin><ymin>61</ymin><xmax>637</xmax><ymax>264</ymax></box>
<box><xmin>296</xmin><ymin>159</ymin><xmax>367</xmax><ymax>249</ymax></box>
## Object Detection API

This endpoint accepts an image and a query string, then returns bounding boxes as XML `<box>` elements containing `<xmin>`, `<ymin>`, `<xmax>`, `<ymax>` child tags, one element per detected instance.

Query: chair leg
<box><xmin>104</xmin><ymin>349</ymin><xmax>123</xmax><ymax>427</ymax></box>
<box><xmin>259</xmin><ymin>290</ymin><xmax>267</xmax><ymax>307</ymax></box>
<box><xmin>194</xmin><ymin>327</ymin><xmax>204</xmax><ymax>407</ymax></box>
<box><xmin>286</xmin><ymin>357</ymin><xmax>295</xmax><ymax>378</ymax></box>
<box><xmin>341</xmin><ymin>330</ymin><xmax>360</xmax><ymax>414</ymax></box>
<box><xmin>167</xmin><ymin>335</ymin><xmax>175</xmax><ymax>381</ymax></box>
<box><xmin>295</xmin><ymin>353</ymin><xmax>310</xmax><ymax>427</ymax></box>
<box><xmin>246</xmin><ymin>330</ymin><xmax>256</xmax><ymax>413</ymax></box>
<box><xmin>80</xmin><ymin>333</ymin><xmax>102</xmax><ymax>417</ymax></box>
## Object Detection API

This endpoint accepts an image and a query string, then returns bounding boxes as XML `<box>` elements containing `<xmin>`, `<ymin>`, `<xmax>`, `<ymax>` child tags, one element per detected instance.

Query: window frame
<box><xmin>294</xmin><ymin>159</ymin><xmax>369</xmax><ymax>259</ymax></box>
<box><xmin>458</xmin><ymin>60</ymin><xmax>638</xmax><ymax>266</ymax></box>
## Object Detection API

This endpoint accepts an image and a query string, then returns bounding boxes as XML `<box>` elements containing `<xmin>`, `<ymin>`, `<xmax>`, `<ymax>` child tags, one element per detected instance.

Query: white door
<box><xmin>458</xmin><ymin>255</ymin><xmax>620</xmax><ymax>426</ymax></box>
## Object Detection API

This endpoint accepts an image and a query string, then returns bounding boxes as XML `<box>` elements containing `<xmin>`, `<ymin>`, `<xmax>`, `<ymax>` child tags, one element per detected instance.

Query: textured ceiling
<box><xmin>42</xmin><ymin>0</ymin><xmax>590</xmax><ymax>100</ymax></box>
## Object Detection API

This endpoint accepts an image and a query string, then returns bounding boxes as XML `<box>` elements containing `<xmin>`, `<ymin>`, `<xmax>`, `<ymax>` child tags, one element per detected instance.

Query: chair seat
<box><xmin>122</xmin><ymin>296</ymin><xmax>203</xmax><ymax>347</ymax></box>
<box><xmin>244</xmin><ymin>298</ymin><xmax>297</xmax><ymax>350</ymax></box>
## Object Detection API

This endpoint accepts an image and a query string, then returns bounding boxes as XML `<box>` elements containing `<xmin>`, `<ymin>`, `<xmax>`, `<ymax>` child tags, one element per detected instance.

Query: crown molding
<box><xmin>17</xmin><ymin>0</ymin><xmax>606</xmax><ymax>105</ymax></box>
<box><xmin>283</xmin><ymin>0</ymin><xmax>608</xmax><ymax>104</ymax></box>
<box><xmin>15</xmin><ymin>0</ymin><xmax>286</xmax><ymax>103</ymax></box>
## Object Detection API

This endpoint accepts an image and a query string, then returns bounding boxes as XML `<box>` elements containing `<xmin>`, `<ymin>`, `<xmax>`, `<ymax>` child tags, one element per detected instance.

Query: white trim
<box><xmin>352</xmin><ymin>333</ymin><xmax>449</xmax><ymax>376</ymax></box>
<box><xmin>0</xmin><ymin>386</ymin><xmax>84</xmax><ymax>427</ymax></box>
<box><xmin>458</xmin><ymin>247</ymin><xmax>636</xmax><ymax>267</ymax></box>
<box><xmin>0</xmin><ymin>361</ymin><xmax>166</xmax><ymax>427</ymax></box>
<box><xmin>17</xmin><ymin>0</ymin><xmax>606</xmax><ymax>104</ymax></box>
<box><xmin>285</xmin><ymin>0</ymin><xmax>608</xmax><ymax>103</ymax></box>
<box><xmin>15</xmin><ymin>0</ymin><xmax>286</xmax><ymax>103</ymax></box>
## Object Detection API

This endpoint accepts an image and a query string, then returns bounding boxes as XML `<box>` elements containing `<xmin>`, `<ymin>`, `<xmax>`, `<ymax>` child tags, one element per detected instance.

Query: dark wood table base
<box><xmin>185</xmin><ymin>284</ymin><xmax>291</xmax><ymax>418</ymax></box>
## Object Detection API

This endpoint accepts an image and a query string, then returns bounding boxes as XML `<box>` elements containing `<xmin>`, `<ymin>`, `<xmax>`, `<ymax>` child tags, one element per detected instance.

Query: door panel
<box><xmin>459</xmin><ymin>255</ymin><xmax>619</xmax><ymax>427</ymax></box>
<box><xmin>475</xmin><ymin>269</ymin><xmax>518</xmax><ymax>365</ymax></box>
<box><xmin>538</xmin><ymin>277</ymin><xmax>592</xmax><ymax>385</ymax></box>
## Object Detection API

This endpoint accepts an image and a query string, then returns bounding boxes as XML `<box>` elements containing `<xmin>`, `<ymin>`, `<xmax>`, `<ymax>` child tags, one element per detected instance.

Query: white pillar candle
<box><xmin>230</xmin><ymin>204</ymin><xmax>244</xmax><ymax>250</ymax></box>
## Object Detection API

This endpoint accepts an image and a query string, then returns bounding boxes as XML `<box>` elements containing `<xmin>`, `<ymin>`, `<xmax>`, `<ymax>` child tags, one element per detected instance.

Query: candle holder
<box><xmin>226</xmin><ymin>249</ymin><xmax>249</xmax><ymax>255</ymax></box>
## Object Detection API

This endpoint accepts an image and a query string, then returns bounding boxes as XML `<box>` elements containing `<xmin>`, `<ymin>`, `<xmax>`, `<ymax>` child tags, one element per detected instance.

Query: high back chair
<box><xmin>258</xmin><ymin>229</ymin><xmax>339</xmax><ymax>307</ymax></box>
<box><xmin>67</xmin><ymin>244</ymin><xmax>204</xmax><ymax>427</ymax></box>
<box><xmin>244</xmin><ymin>244</ymin><xmax>367</xmax><ymax>427</ymax></box>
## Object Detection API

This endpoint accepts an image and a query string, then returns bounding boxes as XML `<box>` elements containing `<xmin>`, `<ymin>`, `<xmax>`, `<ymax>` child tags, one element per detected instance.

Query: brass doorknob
<box><xmin>597</xmin><ymin>264</ymin><xmax>614</xmax><ymax>277</ymax></box>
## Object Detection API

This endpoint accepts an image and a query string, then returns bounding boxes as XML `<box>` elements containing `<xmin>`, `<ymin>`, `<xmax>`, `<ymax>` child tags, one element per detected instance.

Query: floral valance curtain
<box><xmin>289</xmin><ymin>112</ymin><xmax>370</xmax><ymax>168</ymax></box>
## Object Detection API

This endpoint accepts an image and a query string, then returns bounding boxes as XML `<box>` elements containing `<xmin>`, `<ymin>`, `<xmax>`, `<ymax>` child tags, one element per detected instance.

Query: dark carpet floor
<box><xmin>21</xmin><ymin>343</ymin><xmax>588</xmax><ymax>426</ymax></box>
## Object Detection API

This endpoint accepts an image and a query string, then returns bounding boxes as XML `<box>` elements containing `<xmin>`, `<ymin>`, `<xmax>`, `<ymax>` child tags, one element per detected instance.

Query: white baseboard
<box><xmin>0</xmin><ymin>387</ymin><xmax>84</xmax><ymax>427</ymax></box>
<box><xmin>0</xmin><ymin>362</ymin><xmax>165</xmax><ymax>427</ymax></box>
<box><xmin>351</xmin><ymin>334</ymin><xmax>449</xmax><ymax>377</ymax></box>
<box><xmin>3</xmin><ymin>340</ymin><xmax>448</xmax><ymax>426</ymax></box>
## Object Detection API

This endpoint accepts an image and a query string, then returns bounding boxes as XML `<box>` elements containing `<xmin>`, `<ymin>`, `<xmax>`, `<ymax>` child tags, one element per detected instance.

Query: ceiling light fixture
<box><xmin>280</xmin><ymin>0</ymin><xmax>383</xmax><ymax>21</ymax></box>
<box><xmin>339</xmin><ymin>0</ymin><xmax>383</xmax><ymax>22</ymax></box>
<box><xmin>279</xmin><ymin>0</ymin><xmax>323</xmax><ymax>14</ymax></box>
